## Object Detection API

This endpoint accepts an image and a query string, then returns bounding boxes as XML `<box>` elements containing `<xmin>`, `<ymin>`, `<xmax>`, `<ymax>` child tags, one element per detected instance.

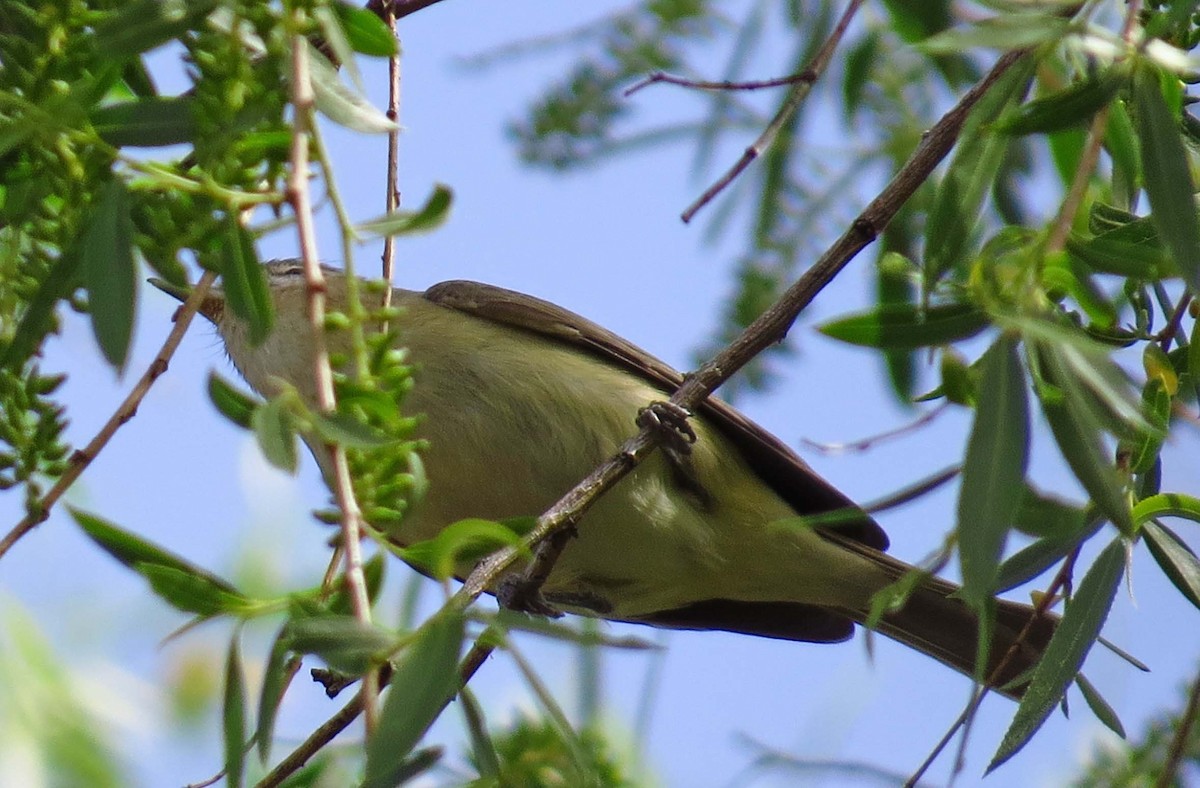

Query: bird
<box><xmin>153</xmin><ymin>260</ymin><xmax>1056</xmax><ymax>699</ymax></box>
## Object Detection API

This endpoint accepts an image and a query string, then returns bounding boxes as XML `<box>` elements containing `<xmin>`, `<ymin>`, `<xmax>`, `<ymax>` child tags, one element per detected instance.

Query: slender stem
<box><xmin>286</xmin><ymin>29</ymin><xmax>377</xmax><ymax>733</ymax></box>
<box><xmin>1155</xmin><ymin>668</ymin><xmax>1200</xmax><ymax>788</ymax></box>
<box><xmin>680</xmin><ymin>0</ymin><xmax>864</xmax><ymax>223</ymax></box>
<box><xmin>0</xmin><ymin>271</ymin><xmax>217</xmax><ymax>560</ymax></box>
<box><xmin>381</xmin><ymin>6</ymin><xmax>401</xmax><ymax>298</ymax></box>
<box><xmin>624</xmin><ymin>70</ymin><xmax>817</xmax><ymax>97</ymax></box>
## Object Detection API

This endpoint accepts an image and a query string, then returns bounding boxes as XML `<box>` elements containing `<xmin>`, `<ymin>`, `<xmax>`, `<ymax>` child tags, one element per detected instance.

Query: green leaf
<box><xmin>958</xmin><ymin>337</ymin><xmax>1029</xmax><ymax>607</ymax></box>
<box><xmin>94</xmin><ymin>0</ymin><xmax>219</xmax><ymax>57</ymax></box>
<box><xmin>223</xmin><ymin>634</ymin><xmax>247</xmax><ymax>788</ymax></box>
<box><xmin>920</xmin><ymin>15</ymin><xmax>1072</xmax><ymax>54</ymax></box>
<box><xmin>1133</xmin><ymin>63</ymin><xmax>1200</xmax><ymax>292</ymax></box>
<box><xmin>990</xmin><ymin>539</ymin><xmax>1126</xmax><ymax>771</ymax></box>
<box><xmin>923</xmin><ymin>56</ymin><xmax>1034</xmax><ymax>285</ymax></box>
<box><xmin>252</xmin><ymin>397</ymin><xmax>298</xmax><ymax>473</ymax></box>
<box><xmin>218</xmin><ymin>218</ymin><xmax>273</xmax><ymax>345</ymax></box>
<box><xmin>314</xmin><ymin>5</ymin><xmax>366</xmax><ymax>92</ymax></box>
<box><xmin>355</xmin><ymin>184</ymin><xmax>453</xmax><ymax>238</ymax></box>
<box><xmin>1125</xmin><ymin>379</ymin><xmax>1171</xmax><ymax>474</ymax></box>
<box><xmin>459</xmin><ymin>688</ymin><xmax>501</xmax><ymax>781</ymax></box>
<box><xmin>1075</xmin><ymin>674</ymin><xmax>1126</xmax><ymax>738</ymax></box>
<box><xmin>1105</xmin><ymin>99</ymin><xmax>1139</xmax><ymax>206</ymax></box>
<box><xmin>364</xmin><ymin>612</ymin><xmax>464</xmax><ymax>788</ymax></box>
<box><xmin>256</xmin><ymin>627</ymin><xmax>294</xmax><ymax>764</ymax></box>
<box><xmin>1132</xmin><ymin>492</ymin><xmax>1200</xmax><ymax>525</ymax></box>
<box><xmin>208</xmin><ymin>372</ymin><xmax>257</xmax><ymax>429</ymax></box>
<box><xmin>399</xmin><ymin>518</ymin><xmax>529</xmax><ymax>581</ymax></box>
<box><xmin>138</xmin><ymin>563</ymin><xmax>251</xmax><ymax>616</ymax></box>
<box><xmin>83</xmin><ymin>179</ymin><xmax>137</xmax><ymax>370</ymax></box>
<box><xmin>305</xmin><ymin>42</ymin><xmax>396</xmax><ymax>133</ymax></box>
<box><xmin>1034</xmin><ymin>343</ymin><xmax>1134</xmax><ymax>534</ymax></box>
<box><xmin>818</xmin><ymin>303</ymin><xmax>989</xmax><ymax>349</ymax></box>
<box><xmin>90</xmin><ymin>96</ymin><xmax>196</xmax><ymax>147</ymax></box>
<box><xmin>333</xmin><ymin>2</ymin><xmax>398</xmax><ymax>57</ymax></box>
<box><xmin>1</xmin><ymin>249</ymin><xmax>82</xmax><ymax>369</ymax></box>
<box><xmin>1065</xmin><ymin>232</ymin><xmax>1172</xmax><ymax>279</ymax></box>
<box><xmin>70</xmin><ymin>507</ymin><xmax>239</xmax><ymax>592</ymax></box>
<box><xmin>1014</xmin><ymin>486</ymin><xmax>1087</xmax><ymax>539</ymax></box>
<box><xmin>310</xmin><ymin>411</ymin><xmax>392</xmax><ymax>448</ymax></box>
<box><xmin>1142</xmin><ymin>519</ymin><xmax>1200</xmax><ymax>611</ymax></box>
<box><xmin>282</xmin><ymin>615</ymin><xmax>396</xmax><ymax>676</ymax></box>
<box><xmin>1000</xmin><ymin>67</ymin><xmax>1124</xmax><ymax>136</ymax></box>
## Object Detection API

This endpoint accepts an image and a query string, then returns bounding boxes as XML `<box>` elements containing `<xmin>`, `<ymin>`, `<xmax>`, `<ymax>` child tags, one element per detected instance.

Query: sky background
<box><xmin>3</xmin><ymin>3</ymin><xmax>1199</xmax><ymax>787</ymax></box>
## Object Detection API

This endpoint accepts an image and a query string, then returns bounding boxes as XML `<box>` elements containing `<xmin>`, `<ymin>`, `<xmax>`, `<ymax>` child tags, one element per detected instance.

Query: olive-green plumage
<box><xmin>158</xmin><ymin>261</ymin><xmax>1055</xmax><ymax>698</ymax></box>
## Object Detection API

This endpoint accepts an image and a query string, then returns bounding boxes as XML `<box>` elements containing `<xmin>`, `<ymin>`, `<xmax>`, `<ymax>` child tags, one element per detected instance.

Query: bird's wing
<box><xmin>422</xmin><ymin>280</ymin><xmax>888</xmax><ymax>551</ymax></box>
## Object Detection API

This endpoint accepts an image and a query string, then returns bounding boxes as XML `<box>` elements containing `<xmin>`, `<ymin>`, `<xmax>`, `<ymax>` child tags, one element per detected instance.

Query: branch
<box><xmin>0</xmin><ymin>271</ymin><xmax>217</xmax><ymax>560</ymax></box>
<box><xmin>679</xmin><ymin>0</ymin><xmax>864</xmax><ymax>223</ymax></box>
<box><xmin>454</xmin><ymin>46</ymin><xmax>1031</xmax><ymax>613</ymax></box>
<box><xmin>286</xmin><ymin>32</ymin><xmax>378</xmax><ymax>733</ymax></box>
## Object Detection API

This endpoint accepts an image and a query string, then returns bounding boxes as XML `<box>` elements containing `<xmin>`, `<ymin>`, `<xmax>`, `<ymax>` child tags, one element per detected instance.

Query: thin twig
<box><xmin>457</xmin><ymin>47</ymin><xmax>1031</xmax><ymax>616</ymax></box>
<box><xmin>381</xmin><ymin>4</ymin><xmax>401</xmax><ymax>303</ymax></box>
<box><xmin>0</xmin><ymin>271</ymin><xmax>217</xmax><ymax>560</ymax></box>
<box><xmin>801</xmin><ymin>403</ymin><xmax>949</xmax><ymax>455</ymax></box>
<box><xmin>286</xmin><ymin>31</ymin><xmax>378</xmax><ymax>734</ymax></box>
<box><xmin>625</xmin><ymin>70</ymin><xmax>816</xmax><ymax>97</ymax></box>
<box><xmin>679</xmin><ymin>0</ymin><xmax>864</xmax><ymax>223</ymax></box>
<box><xmin>1155</xmin><ymin>668</ymin><xmax>1200</xmax><ymax>788</ymax></box>
<box><xmin>904</xmin><ymin>547</ymin><xmax>1077</xmax><ymax>787</ymax></box>
<box><xmin>1044</xmin><ymin>106</ymin><xmax>1110</xmax><ymax>255</ymax></box>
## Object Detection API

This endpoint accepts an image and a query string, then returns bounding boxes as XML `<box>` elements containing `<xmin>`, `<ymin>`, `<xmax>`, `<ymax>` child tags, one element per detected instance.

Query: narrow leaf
<box><xmin>218</xmin><ymin>218</ymin><xmax>272</xmax><ymax>345</ymax></box>
<box><xmin>333</xmin><ymin>2</ymin><xmax>398</xmax><ymax>57</ymax></box>
<box><xmin>1035</xmin><ymin>343</ymin><xmax>1134</xmax><ymax>534</ymax></box>
<box><xmin>283</xmin><ymin>615</ymin><xmax>396</xmax><ymax>676</ymax></box>
<box><xmin>1133</xmin><ymin>63</ymin><xmax>1200</xmax><ymax>291</ymax></box>
<box><xmin>1075</xmin><ymin>674</ymin><xmax>1126</xmax><ymax>738</ymax></box>
<box><xmin>252</xmin><ymin>397</ymin><xmax>298</xmax><ymax>473</ymax></box>
<box><xmin>83</xmin><ymin>179</ymin><xmax>137</xmax><ymax>370</ymax></box>
<box><xmin>91</xmin><ymin>96</ymin><xmax>196</xmax><ymax>147</ymax></box>
<box><xmin>208</xmin><ymin>372</ymin><xmax>257</xmax><ymax>429</ymax></box>
<box><xmin>70</xmin><ymin>507</ymin><xmax>239</xmax><ymax>592</ymax></box>
<box><xmin>139</xmin><ymin>563</ymin><xmax>251</xmax><ymax>616</ymax></box>
<box><xmin>1142</xmin><ymin>520</ymin><xmax>1200</xmax><ymax>611</ymax></box>
<box><xmin>223</xmin><ymin>634</ymin><xmax>247</xmax><ymax>788</ymax></box>
<box><xmin>256</xmin><ymin>627</ymin><xmax>295</xmax><ymax>764</ymax></box>
<box><xmin>356</xmin><ymin>184</ymin><xmax>453</xmax><ymax>238</ymax></box>
<box><xmin>310</xmin><ymin>411</ymin><xmax>392</xmax><ymax>448</ymax></box>
<box><xmin>305</xmin><ymin>42</ymin><xmax>396</xmax><ymax>133</ymax></box>
<box><xmin>817</xmin><ymin>303</ymin><xmax>989</xmax><ymax>349</ymax></box>
<box><xmin>1001</xmin><ymin>67</ymin><xmax>1124</xmax><ymax>136</ymax></box>
<box><xmin>990</xmin><ymin>539</ymin><xmax>1126</xmax><ymax>771</ymax></box>
<box><xmin>363</xmin><ymin>612</ymin><xmax>464</xmax><ymax>788</ymax></box>
<box><xmin>958</xmin><ymin>337</ymin><xmax>1029</xmax><ymax>607</ymax></box>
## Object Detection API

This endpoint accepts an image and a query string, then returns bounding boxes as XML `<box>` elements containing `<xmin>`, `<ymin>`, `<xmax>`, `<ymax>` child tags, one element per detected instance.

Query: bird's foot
<box><xmin>637</xmin><ymin>400</ymin><xmax>696</xmax><ymax>454</ymax></box>
<box><xmin>497</xmin><ymin>576</ymin><xmax>564</xmax><ymax>618</ymax></box>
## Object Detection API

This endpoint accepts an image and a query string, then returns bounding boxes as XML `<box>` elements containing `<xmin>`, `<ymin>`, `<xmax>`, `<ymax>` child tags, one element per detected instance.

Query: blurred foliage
<box><xmin>1073</xmin><ymin>671</ymin><xmax>1200</xmax><ymax>787</ymax></box>
<box><xmin>0</xmin><ymin>599</ymin><xmax>126</xmax><ymax>787</ymax></box>
<box><xmin>4</xmin><ymin>0</ymin><xmax>1200</xmax><ymax>786</ymax></box>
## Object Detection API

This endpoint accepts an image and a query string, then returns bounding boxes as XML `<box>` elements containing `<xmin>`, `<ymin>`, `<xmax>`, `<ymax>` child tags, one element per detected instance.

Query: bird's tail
<box><xmin>821</xmin><ymin>529</ymin><xmax>1057</xmax><ymax>700</ymax></box>
<box><xmin>854</xmin><ymin>575</ymin><xmax>1057</xmax><ymax>700</ymax></box>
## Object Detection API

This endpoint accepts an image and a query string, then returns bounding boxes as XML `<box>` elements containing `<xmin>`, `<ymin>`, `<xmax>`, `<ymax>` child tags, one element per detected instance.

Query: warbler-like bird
<box><xmin>155</xmin><ymin>261</ymin><xmax>1054</xmax><ymax>698</ymax></box>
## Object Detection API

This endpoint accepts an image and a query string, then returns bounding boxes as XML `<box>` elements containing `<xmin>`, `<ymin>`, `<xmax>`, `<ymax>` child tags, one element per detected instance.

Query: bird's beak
<box><xmin>148</xmin><ymin>277</ymin><xmax>224</xmax><ymax>324</ymax></box>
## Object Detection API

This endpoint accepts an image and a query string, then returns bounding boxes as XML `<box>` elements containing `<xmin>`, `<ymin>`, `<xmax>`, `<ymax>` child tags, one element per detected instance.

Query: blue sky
<box><xmin>3</xmin><ymin>3</ymin><xmax>1199</xmax><ymax>787</ymax></box>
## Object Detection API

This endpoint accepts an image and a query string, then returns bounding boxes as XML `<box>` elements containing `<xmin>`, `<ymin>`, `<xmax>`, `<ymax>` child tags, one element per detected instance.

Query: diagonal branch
<box><xmin>0</xmin><ymin>271</ymin><xmax>217</xmax><ymax>560</ymax></box>
<box><xmin>678</xmin><ymin>0</ymin><xmax>864</xmax><ymax>223</ymax></box>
